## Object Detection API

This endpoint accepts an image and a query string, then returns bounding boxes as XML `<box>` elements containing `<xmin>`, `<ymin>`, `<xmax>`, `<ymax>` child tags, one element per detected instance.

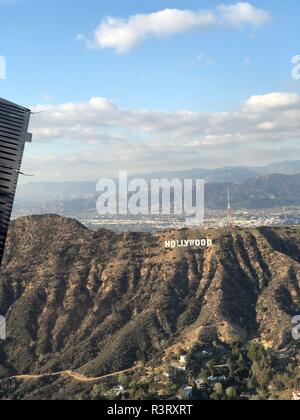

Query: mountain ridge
<box><xmin>0</xmin><ymin>215</ymin><xmax>299</xmax><ymax>382</ymax></box>
<box><xmin>14</xmin><ymin>172</ymin><xmax>300</xmax><ymax>214</ymax></box>
<box><xmin>15</xmin><ymin>160</ymin><xmax>300</xmax><ymax>205</ymax></box>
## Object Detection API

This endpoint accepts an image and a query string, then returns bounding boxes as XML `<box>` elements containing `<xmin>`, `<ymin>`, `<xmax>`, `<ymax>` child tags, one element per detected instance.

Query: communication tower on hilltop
<box><xmin>227</xmin><ymin>187</ymin><xmax>235</xmax><ymax>230</ymax></box>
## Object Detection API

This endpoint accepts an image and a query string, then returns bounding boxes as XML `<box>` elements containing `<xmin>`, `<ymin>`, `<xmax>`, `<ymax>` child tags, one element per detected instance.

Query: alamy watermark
<box><xmin>291</xmin><ymin>55</ymin><xmax>300</xmax><ymax>80</ymax></box>
<box><xmin>292</xmin><ymin>316</ymin><xmax>300</xmax><ymax>341</ymax></box>
<box><xmin>0</xmin><ymin>315</ymin><xmax>6</xmax><ymax>340</ymax></box>
<box><xmin>0</xmin><ymin>55</ymin><xmax>6</xmax><ymax>80</ymax></box>
<box><xmin>96</xmin><ymin>171</ymin><xmax>204</xmax><ymax>227</ymax></box>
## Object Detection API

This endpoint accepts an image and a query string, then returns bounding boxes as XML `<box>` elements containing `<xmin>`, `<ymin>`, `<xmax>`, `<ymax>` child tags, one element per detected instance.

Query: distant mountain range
<box><xmin>15</xmin><ymin>160</ymin><xmax>300</xmax><ymax>205</ymax></box>
<box><xmin>205</xmin><ymin>173</ymin><xmax>300</xmax><ymax>209</ymax></box>
<box><xmin>134</xmin><ymin>160</ymin><xmax>300</xmax><ymax>184</ymax></box>
<box><xmin>13</xmin><ymin>161</ymin><xmax>300</xmax><ymax>213</ymax></box>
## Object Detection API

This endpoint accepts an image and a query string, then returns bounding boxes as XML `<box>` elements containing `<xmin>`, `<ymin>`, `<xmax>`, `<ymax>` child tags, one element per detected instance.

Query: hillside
<box><xmin>0</xmin><ymin>215</ymin><xmax>299</xmax><ymax>399</ymax></box>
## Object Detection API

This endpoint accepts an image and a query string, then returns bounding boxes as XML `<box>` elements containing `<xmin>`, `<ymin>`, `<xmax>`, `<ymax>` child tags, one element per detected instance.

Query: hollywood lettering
<box><xmin>165</xmin><ymin>239</ymin><xmax>213</xmax><ymax>249</ymax></box>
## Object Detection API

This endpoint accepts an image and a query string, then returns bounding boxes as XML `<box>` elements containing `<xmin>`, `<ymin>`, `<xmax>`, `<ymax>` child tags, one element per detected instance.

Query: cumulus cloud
<box><xmin>30</xmin><ymin>92</ymin><xmax>300</xmax><ymax>143</ymax></box>
<box><xmin>245</xmin><ymin>92</ymin><xmax>300</xmax><ymax>111</ymax></box>
<box><xmin>26</xmin><ymin>91</ymin><xmax>300</xmax><ymax>181</ymax></box>
<box><xmin>78</xmin><ymin>3</ymin><xmax>271</xmax><ymax>53</ymax></box>
<box><xmin>217</xmin><ymin>2</ymin><xmax>271</xmax><ymax>27</ymax></box>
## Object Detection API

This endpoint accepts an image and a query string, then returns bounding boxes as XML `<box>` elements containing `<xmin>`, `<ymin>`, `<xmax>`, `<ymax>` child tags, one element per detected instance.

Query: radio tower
<box><xmin>227</xmin><ymin>187</ymin><xmax>235</xmax><ymax>230</ymax></box>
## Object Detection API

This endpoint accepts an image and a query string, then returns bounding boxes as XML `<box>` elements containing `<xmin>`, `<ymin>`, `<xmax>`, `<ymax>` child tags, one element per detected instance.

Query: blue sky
<box><xmin>0</xmin><ymin>0</ymin><xmax>300</xmax><ymax>181</ymax></box>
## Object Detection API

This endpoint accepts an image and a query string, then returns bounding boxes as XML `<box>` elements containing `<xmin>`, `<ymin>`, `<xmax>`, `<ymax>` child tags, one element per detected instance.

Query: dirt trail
<box><xmin>0</xmin><ymin>367</ymin><xmax>136</xmax><ymax>384</ymax></box>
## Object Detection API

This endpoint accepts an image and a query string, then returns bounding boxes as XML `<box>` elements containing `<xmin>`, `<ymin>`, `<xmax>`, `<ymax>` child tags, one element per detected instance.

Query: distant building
<box><xmin>180</xmin><ymin>355</ymin><xmax>188</xmax><ymax>365</ymax></box>
<box><xmin>240</xmin><ymin>393</ymin><xmax>253</xmax><ymax>400</ymax></box>
<box><xmin>182</xmin><ymin>386</ymin><xmax>193</xmax><ymax>400</ymax></box>
<box><xmin>111</xmin><ymin>385</ymin><xmax>125</xmax><ymax>397</ymax></box>
<box><xmin>175</xmin><ymin>354</ymin><xmax>188</xmax><ymax>371</ymax></box>
<box><xmin>194</xmin><ymin>350</ymin><xmax>213</xmax><ymax>360</ymax></box>
<box><xmin>195</xmin><ymin>379</ymin><xmax>208</xmax><ymax>391</ymax></box>
<box><xmin>292</xmin><ymin>390</ymin><xmax>300</xmax><ymax>401</ymax></box>
<box><xmin>208</xmin><ymin>376</ymin><xmax>227</xmax><ymax>385</ymax></box>
<box><xmin>164</xmin><ymin>368</ymin><xmax>176</xmax><ymax>380</ymax></box>
<box><xmin>0</xmin><ymin>315</ymin><xmax>6</xmax><ymax>340</ymax></box>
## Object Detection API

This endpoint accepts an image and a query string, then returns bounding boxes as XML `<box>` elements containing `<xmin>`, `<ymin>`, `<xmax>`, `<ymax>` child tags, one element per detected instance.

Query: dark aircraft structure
<box><xmin>0</xmin><ymin>98</ymin><xmax>32</xmax><ymax>266</ymax></box>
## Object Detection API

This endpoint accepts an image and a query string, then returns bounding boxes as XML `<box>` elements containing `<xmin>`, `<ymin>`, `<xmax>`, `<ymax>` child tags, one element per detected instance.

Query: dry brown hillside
<box><xmin>0</xmin><ymin>215</ymin><xmax>299</xmax><ymax>388</ymax></box>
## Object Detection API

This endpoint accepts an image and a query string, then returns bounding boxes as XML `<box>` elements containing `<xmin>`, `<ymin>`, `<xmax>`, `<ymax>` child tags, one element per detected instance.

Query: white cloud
<box><xmin>246</xmin><ymin>92</ymin><xmax>300</xmax><ymax>111</ymax></box>
<box><xmin>217</xmin><ymin>2</ymin><xmax>271</xmax><ymax>27</ymax></box>
<box><xmin>78</xmin><ymin>3</ymin><xmax>271</xmax><ymax>53</ymax></box>
<box><xmin>26</xmin><ymin>91</ymin><xmax>300</xmax><ymax>181</ymax></box>
<box><xmin>30</xmin><ymin>92</ymin><xmax>300</xmax><ymax>144</ymax></box>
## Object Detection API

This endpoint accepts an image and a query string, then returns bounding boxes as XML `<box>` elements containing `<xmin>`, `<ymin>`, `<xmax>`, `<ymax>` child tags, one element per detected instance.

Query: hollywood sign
<box><xmin>165</xmin><ymin>239</ymin><xmax>213</xmax><ymax>249</ymax></box>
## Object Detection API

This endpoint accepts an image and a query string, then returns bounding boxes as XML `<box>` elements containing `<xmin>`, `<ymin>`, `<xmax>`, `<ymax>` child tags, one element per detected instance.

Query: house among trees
<box><xmin>163</xmin><ymin>366</ymin><xmax>177</xmax><ymax>380</ymax></box>
<box><xmin>292</xmin><ymin>390</ymin><xmax>300</xmax><ymax>401</ymax></box>
<box><xmin>0</xmin><ymin>315</ymin><xmax>5</xmax><ymax>340</ymax></box>
<box><xmin>180</xmin><ymin>355</ymin><xmax>188</xmax><ymax>365</ymax></box>
<box><xmin>195</xmin><ymin>379</ymin><xmax>208</xmax><ymax>391</ymax></box>
<box><xmin>182</xmin><ymin>386</ymin><xmax>193</xmax><ymax>400</ymax></box>
<box><xmin>208</xmin><ymin>376</ymin><xmax>227</xmax><ymax>385</ymax></box>
<box><xmin>177</xmin><ymin>355</ymin><xmax>188</xmax><ymax>371</ymax></box>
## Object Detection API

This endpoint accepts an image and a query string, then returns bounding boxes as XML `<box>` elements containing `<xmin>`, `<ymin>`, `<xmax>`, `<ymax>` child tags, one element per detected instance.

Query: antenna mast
<box><xmin>227</xmin><ymin>187</ymin><xmax>235</xmax><ymax>230</ymax></box>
